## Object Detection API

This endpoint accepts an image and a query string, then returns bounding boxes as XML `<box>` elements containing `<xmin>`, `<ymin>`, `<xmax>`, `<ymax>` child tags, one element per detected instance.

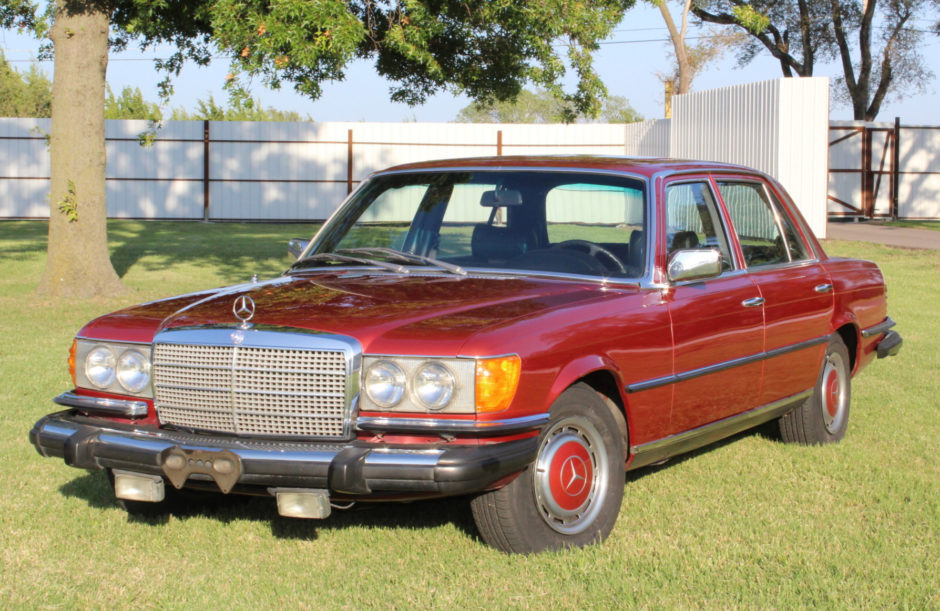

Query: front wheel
<box><xmin>779</xmin><ymin>335</ymin><xmax>852</xmax><ymax>444</ymax></box>
<box><xmin>471</xmin><ymin>383</ymin><xmax>626</xmax><ymax>553</ymax></box>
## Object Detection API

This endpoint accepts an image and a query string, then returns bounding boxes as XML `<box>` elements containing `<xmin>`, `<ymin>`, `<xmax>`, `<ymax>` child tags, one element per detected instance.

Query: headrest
<box><xmin>480</xmin><ymin>190</ymin><xmax>523</xmax><ymax>207</ymax></box>
<box><xmin>471</xmin><ymin>224</ymin><xmax>527</xmax><ymax>261</ymax></box>
<box><xmin>671</xmin><ymin>230</ymin><xmax>699</xmax><ymax>252</ymax></box>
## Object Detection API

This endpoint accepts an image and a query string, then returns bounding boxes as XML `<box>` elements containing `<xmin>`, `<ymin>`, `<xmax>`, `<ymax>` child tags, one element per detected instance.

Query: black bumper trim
<box><xmin>30</xmin><ymin>411</ymin><xmax>537</xmax><ymax>497</ymax></box>
<box><xmin>875</xmin><ymin>330</ymin><xmax>902</xmax><ymax>359</ymax></box>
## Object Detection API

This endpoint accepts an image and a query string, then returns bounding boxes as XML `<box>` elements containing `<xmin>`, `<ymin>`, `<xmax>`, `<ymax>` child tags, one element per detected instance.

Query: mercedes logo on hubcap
<box><xmin>560</xmin><ymin>455</ymin><xmax>588</xmax><ymax>496</ymax></box>
<box><xmin>233</xmin><ymin>295</ymin><xmax>256</xmax><ymax>329</ymax></box>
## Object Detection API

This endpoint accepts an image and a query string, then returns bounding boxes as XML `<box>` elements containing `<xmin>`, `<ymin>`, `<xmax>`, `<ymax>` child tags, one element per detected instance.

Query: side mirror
<box><xmin>667</xmin><ymin>249</ymin><xmax>722</xmax><ymax>283</ymax></box>
<box><xmin>288</xmin><ymin>238</ymin><xmax>310</xmax><ymax>260</ymax></box>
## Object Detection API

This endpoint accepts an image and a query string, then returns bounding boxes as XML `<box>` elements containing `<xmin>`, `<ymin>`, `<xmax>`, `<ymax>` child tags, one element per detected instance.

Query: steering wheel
<box><xmin>553</xmin><ymin>239</ymin><xmax>627</xmax><ymax>274</ymax></box>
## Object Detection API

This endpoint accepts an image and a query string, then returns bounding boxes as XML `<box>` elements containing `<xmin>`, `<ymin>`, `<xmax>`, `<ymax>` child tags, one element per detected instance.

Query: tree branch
<box><xmin>690</xmin><ymin>4</ymin><xmax>806</xmax><ymax>75</ymax></box>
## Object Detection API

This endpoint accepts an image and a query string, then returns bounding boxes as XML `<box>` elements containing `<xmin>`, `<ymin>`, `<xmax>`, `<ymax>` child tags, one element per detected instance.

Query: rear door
<box><xmin>714</xmin><ymin>177</ymin><xmax>834</xmax><ymax>406</ymax></box>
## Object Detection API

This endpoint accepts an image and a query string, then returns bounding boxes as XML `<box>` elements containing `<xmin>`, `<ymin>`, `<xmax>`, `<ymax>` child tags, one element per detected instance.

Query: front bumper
<box><xmin>30</xmin><ymin>411</ymin><xmax>537</xmax><ymax>498</ymax></box>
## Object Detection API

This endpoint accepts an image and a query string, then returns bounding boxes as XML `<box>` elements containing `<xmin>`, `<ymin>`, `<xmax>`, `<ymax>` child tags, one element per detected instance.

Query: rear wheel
<box><xmin>471</xmin><ymin>383</ymin><xmax>626</xmax><ymax>553</ymax></box>
<box><xmin>779</xmin><ymin>336</ymin><xmax>852</xmax><ymax>444</ymax></box>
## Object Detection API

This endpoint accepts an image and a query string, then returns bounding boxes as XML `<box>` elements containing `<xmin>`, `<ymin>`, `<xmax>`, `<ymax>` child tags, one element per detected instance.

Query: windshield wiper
<box><xmin>337</xmin><ymin>247</ymin><xmax>467</xmax><ymax>276</ymax></box>
<box><xmin>290</xmin><ymin>252</ymin><xmax>410</xmax><ymax>274</ymax></box>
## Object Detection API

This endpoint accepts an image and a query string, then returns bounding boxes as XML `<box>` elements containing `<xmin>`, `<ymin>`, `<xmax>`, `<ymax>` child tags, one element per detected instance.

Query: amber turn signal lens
<box><xmin>68</xmin><ymin>339</ymin><xmax>77</xmax><ymax>387</ymax></box>
<box><xmin>475</xmin><ymin>355</ymin><xmax>521</xmax><ymax>413</ymax></box>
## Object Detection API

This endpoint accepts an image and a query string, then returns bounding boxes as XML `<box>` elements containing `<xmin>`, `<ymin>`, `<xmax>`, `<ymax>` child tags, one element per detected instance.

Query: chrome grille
<box><xmin>152</xmin><ymin>329</ymin><xmax>356</xmax><ymax>439</ymax></box>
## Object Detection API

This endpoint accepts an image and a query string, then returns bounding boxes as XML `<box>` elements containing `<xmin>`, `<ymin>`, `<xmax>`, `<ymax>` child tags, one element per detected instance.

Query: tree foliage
<box><xmin>690</xmin><ymin>0</ymin><xmax>940</xmax><ymax>120</ymax></box>
<box><xmin>648</xmin><ymin>1</ymin><xmax>745</xmax><ymax>117</ymax></box>
<box><xmin>456</xmin><ymin>89</ymin><xmax>642</xmax><ymax>124</ymax></box>
<box><xmin>1</xmin><ymin>0</ymin><xmax>634</xmax><ymax>297</ymax></box>
<box><xmin>104</xmin><ymin>85</ymin><xmax>162</xmax><ymax>120</ymax></box>
<box><xmin>0</xmin><ymin>52</ymin><xmax>52</xmax><ymax>117</ymax></box>
<box><xmin>170</xmin><ymin>93</ymin><xmax>310</xmax><ymax>122</ymax></box>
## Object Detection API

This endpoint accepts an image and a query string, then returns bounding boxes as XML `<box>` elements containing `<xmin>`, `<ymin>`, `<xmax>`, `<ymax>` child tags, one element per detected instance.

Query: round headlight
<box><xmin>412</xmin><ymin>362</ymin><xmax>456</xmax><ymax>410</ymax></box>
<box><xmin>84</xmin><ymin>346</ymin><xmax>116</xmax><ymax>388</ymax></box>
<box><xmin>117</xmin><ymin>350</ymin><xmax>151</xmax><ymax>394</ymax></box>
<box><xmin>364</xmin><ymin>360</ymin><xmax>406</xmax><ymax>408</ymax></box>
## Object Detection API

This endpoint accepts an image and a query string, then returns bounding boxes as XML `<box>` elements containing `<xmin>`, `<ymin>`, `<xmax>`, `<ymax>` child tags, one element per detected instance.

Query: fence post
<box><xmin>203</xmin><ymin>119</ymin><xmax>210</xmax><ymax>221</ymax></box>
<box><xmin>891</xmin><ymin>117</ymin><xmax>900</xmax><ymax>220</ymax></box>
<box><xmin>497</xmin><ymin>130</ymin><xmax>503</xmax><ymax>156</ymax></box>
<box><xmin>347</xmin><ymin>129</ymin><xmax>354</xmax><ymax>194</ymax></box>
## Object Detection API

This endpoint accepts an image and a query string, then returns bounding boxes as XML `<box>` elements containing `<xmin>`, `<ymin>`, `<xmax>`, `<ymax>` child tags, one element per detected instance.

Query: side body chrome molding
<box><xmin>625</xmin><ymin>335</ymin><xmax>829</xmax><ymax>394</ymax></box>
<box><xmin>628</xmin><ymin>389</ymin><xmax>812</xmax><ymax>469</ymax></box>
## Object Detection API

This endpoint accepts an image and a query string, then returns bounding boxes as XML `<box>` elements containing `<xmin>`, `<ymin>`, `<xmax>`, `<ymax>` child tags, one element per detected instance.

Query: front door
<box><xmin>662</xmin><ymin>179</ymin><xmax>765</xmax><ymax>434</ymax></box>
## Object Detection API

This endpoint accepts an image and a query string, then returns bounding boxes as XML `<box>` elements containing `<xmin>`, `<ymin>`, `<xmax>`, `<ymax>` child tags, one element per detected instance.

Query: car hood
<box><xmin>80</xmin><ymin>272</ymin><xmax>612</xmax><ymax>355</ymax></box>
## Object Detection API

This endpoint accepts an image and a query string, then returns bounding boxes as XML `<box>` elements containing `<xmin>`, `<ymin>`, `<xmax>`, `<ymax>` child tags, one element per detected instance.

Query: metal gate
<box><xmin>828</xmin><ymin>119</ymin><xmax>900</xmax><ymax>219</ymax></box>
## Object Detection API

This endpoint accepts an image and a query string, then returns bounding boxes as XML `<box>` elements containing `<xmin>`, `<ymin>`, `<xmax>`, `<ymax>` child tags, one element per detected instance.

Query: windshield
<box><xmin>297</xmin><ymin>170</ymin><xmax>647</xmax><ymax>279</ymax></box>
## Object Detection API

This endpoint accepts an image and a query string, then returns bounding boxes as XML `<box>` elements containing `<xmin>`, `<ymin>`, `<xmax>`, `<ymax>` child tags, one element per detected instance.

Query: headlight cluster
<box><xmin>361</xmin><ymin>355</ymin><xmax>520</xmax><ymax>414</ymax></box>
<box><xmin>73</xmin><ymin>339</ymin><xmax>153</xmax><ymax>397</ymax></box>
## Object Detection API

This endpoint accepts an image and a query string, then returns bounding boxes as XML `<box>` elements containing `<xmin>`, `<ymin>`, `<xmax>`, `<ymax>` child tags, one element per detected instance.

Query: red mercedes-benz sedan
<box><xmin>31</xmin><ymin>156</ymin><xmax>901</xmax><ymax>553</ymax></box>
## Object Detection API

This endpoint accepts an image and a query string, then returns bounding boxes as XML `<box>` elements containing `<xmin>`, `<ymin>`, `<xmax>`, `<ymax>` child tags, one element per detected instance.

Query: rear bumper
<box><xmin>875</xmin><ymin>330</ymin><xmax>902</xmax><ymax>359</ymax></box>
<box><xmin>30</xmin><ymin>411</ymin><xmax>537</xmax><ymax>498</ymax></box>
<box><xmin>861</xmin><ymin>317</ymin><xmax>902</xmax><ymax>359</ymax></box>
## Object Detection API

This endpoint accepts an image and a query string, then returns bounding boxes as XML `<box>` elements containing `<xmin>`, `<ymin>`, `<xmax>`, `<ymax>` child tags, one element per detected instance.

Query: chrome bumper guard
<box><xmin>30</xmin><ymin>412</ymin><xmax>538</xmax><ymax>497</ymax></box>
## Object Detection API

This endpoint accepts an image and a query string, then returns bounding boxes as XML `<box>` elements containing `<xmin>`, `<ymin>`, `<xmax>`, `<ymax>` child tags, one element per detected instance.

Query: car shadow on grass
<box><xmin>624</xmin><ymin>420</ymin><xmax>781</xmax><ymax>482</ymax></box>
<box><xmin>57</xmin><ymin>422</ymin><xmax>784</xmax><ymax>544</ymax></box>
<box><xmin>58</xmin><ymin>470</ymin><xmax>481</xmax><ymax>543</ymax></box>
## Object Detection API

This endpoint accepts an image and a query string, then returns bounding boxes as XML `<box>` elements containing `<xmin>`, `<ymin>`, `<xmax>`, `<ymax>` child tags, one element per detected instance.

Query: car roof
<box><xmin>377</xmin><ymin>155</ymin><xmax>759</xmax><ymax>179</ymax></box>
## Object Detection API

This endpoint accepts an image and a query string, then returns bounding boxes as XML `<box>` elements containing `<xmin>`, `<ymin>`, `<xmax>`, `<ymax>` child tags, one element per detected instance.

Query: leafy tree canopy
<box><xmin>457</xmin><ymin>89</ymin><xmax>642</xmax><ymax>124</ymax></box>
<box><xmin>2</xmin><ymin>0</ymin><xmax>635</xmax><ymax>119</ymax></box>
<box><xmin>0</xmin><ymin>52</ymin><xmax>52</xmax><ymax>117</ymax></box>
<box><xmin>170</xmin><ymin>92</ymin><xmax>310</xmax><ymax>122</ymax></box>
<box><xmin>690</xmin><ymin>0</ymin><xmax>940</xmax><ymax>120</ymax></box>
<box><xmin>105</xmin><ymin>85</ymin><xmax>162</xmax><ymax>120</ymax></box>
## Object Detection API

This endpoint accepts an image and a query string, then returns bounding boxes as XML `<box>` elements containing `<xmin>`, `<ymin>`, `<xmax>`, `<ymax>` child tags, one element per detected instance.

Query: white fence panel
<box><xmin>671</xmin><ymin>78</ymin><xmax>830</xmax><ymax>237</ymax></box>
<box><xmin>0</xmin><ymin>118</ymin><xmax>50</xmax><ymax>217</ymax></box>
<box><xmin>624</xmin><ymin>119</ymin><xmax>670</xmax><ymax>157</ymax></box>
<box><xmin>898</xmin><ymin>127</ymin><xmax>940</xmax><ymax>219</ymax></box>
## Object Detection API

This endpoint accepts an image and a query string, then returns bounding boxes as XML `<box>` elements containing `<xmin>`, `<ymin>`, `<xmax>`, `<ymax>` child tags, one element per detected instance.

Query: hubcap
<box><xmin>534</xmin><ymin>415</ymin><xmax>609</xmax><ymax>535</ymax></box>
<box><xmin>821</xmin><ymin>351</ymin><xmax>848</xmax><ymax>434</ymax></box>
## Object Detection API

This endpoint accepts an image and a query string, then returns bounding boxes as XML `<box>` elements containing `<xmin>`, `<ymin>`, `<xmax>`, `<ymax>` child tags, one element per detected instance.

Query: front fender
<box><xmin>547</xmin><ymin>354</ymin><xmax>625</xmax><ymax>408</ymax></box>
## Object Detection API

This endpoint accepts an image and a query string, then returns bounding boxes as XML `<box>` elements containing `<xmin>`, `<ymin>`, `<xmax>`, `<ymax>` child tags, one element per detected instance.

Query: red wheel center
<box><xmin>825</xmin><ymin>371</ymin><xmax>840</xmax><ymax>418</ymax></box>
<box><xmin>548</xmin><ymin>440</ymin><xmax>593</xmax><ymax>511</ymax></box>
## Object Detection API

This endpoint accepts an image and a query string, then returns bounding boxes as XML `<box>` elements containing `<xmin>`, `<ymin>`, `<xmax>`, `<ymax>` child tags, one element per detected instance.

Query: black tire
<box><xmin>471</xmin><ymin>383</ymin><xmax>626</xmax><ymax>553</ymax></box>
<box><xmin>779</xmin><ymin>335</ymin><xmax>852</xmax><ymax>444</ymax></box>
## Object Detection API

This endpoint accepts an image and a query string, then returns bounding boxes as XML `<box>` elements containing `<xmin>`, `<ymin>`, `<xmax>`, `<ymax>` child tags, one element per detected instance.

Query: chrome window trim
<box><xmin>53</xmin><ymin>391</ymin><xmax>148</xmax><ymax>418</ymax></box>
<box><xmin>356</xmin><ymin>413</ymin><xmax>549</xmax><ymax>435</ymax></box>
<box><xmin>661</xmin><ymin>175</ymin><xmax>743</xmax><ymax>275</ymax></box>
<box><xmin>712</xmin><ymin>177</ymin><xmax>800</xmax><ymax>268</ymax></box>
<box><xmin>629</xmin><ymin>388</ymin><xmax>813</xmax><ymax>468</ymax></box>
<box><xmin>625</xmin><ymin>334</ymin><xmax>830</xmax><ymax>393</ymax></box>
<box><xmin>861</xmin><ymin>317</ymin><xmax>896</xmax><ymax>338</ymax></box>
<box><xmin>299</xmin><ymin>166</ymin><xmax>654</xmax><ymax>285</ymax></box>
<box><xmin>152</xmin><ymin>325</ymin><xmax>362</xmax><ymax>440</ymax></box>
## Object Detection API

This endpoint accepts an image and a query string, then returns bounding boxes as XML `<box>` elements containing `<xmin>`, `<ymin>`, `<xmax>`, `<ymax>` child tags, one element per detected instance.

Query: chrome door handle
<box><xmin>742</xmin><ymin>297</ymin><xmax>765</xmax><ymax>308</ymax></box>
<box><xmin>814</xmin><ymin>283</ymin><xmax>834</xmax><ymax>293</ymax></box>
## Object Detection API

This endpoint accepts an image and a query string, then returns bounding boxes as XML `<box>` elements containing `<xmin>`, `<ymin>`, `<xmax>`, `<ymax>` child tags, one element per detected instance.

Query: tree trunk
<box><xmin>657</xmin><ymin>0</ymin><xmax>693</xmax><ymax>94</ymax></box>
<box><xmin>36</xmin><ymin>0</ymin><xmax>126</xmax><ymax>298</ymax></box>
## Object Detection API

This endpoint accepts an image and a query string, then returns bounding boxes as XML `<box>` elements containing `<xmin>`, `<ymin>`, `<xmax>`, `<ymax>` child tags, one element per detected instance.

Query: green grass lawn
<box><xmin>1</xmin><ymin>221</ymin><xmax>937</xmax><ymax>607</ymax></box>
<box><xmin>883</xmin><ymin>219</ymin><xmax>940</xmax><ymax>231</ymax></box>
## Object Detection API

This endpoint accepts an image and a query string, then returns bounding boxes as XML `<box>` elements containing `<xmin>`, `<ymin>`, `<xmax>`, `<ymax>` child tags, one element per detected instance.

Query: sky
<box><xmin>1</xmin><ymin>4</ymin><xmax>938</xmax><ymax>125</ymax></box>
